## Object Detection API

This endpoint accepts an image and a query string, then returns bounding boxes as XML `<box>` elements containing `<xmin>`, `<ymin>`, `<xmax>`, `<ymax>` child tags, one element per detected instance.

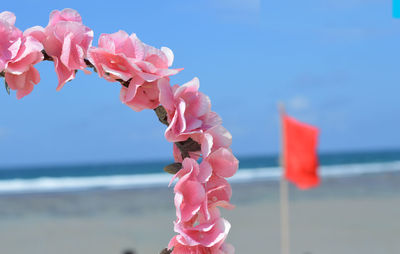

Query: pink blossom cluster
<box><xmin>0</xmin><ymin>11</ymin><xmax>43</xmax><ymax>99</ymax></box>
<box><xmin>0</xmin><ymin>8</ymin><xmax>238</xmax><ymax>253</ymax></box>
<box><xmin>160</xmin><ymin>77</ymin><xmax>238</xmax><ymax>253</ymax></box>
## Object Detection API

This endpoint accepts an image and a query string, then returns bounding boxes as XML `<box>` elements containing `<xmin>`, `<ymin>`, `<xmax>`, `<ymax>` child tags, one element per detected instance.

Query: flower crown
<box><xmin>0</xmin><ymin>8</ymin><xmax>238</xmax><ymax>254</ymax></box>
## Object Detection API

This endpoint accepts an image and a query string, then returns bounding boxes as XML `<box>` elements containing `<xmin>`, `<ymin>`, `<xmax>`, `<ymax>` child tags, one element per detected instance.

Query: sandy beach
<box><xmin>0</xmin><ymin>172</ymin><xmax>399</xmax><ymax>254</ymax></box>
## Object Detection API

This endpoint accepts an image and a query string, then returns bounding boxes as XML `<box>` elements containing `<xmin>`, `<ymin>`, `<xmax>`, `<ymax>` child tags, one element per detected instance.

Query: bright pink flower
<box><xmin>159</xmin><ymin>77</ymin><xmax>222</xmax><ymax>143</ymax></box>
<box><xmin>206</xmin><ymin>175</ymin><xmax>234</xmax><ymax>210</ymax></box>
<box><xmin>88</xmin><ymin>31</ymin><xmax>182</xmax><ymax>111</ymax></box>
<box><xmin>170</xmin><ymin>207</ymin><xmax>231</xmax><ymax>249</ymax></box>
<box><xmin>5</xmin><ymin>36</ymin><xmax>43</xmax><ymax>99</ymax></box>
<box><xmin>120</xmin><ymin>78</ymin><xmax>160</xmax><ymax>111</ymax></box>
<box><xmin>89</xmin><ymin>30</ymin><xmax>180</xmax><ymax>82</ymax></box>
<box><xmin>87</xmin><ymin>31</ymin><xmax>142</xmax><ymax>82</ymax></box>
<box><xmin>172</xmin><ymin>124</ymin><xmax>231</xmax><ymax>162</ymax></box>
<box><xmin>26</xmin><ymin>9</ymin><xmax>93</xmax><ymax>90</ymax></box>
<box><xmin>201</xmin><ymin>125</ymin><xmax>232</xmax><ymax>157</ymax></box>
<box><xmin>0</xmin><ymin>11</ymin><xmax>22</xmax><ymax>72</ymax></box>
<box><xmin>169</xmin><ymin>238</ymin><xmax>234</xmax><ymax>254</ymax></box>
<box><xmin>205</xmin><ymin>148</ymin><xmax>239</xmax><ymax>178</ymax></box>
<box><xmin>175</xmin><ymin>218</ymin><xmax>230</xmax><ymax>247</ymax></box>
<box><xmin>171</xmin><ymin>160</ymin><xmax>233</xmax><ymax>251</ymax></box>
<box><xmin>0</xmin><ymin>11</ymin><xmax>43</xmax><ymax>99</ymax></box>
<box><xmin>173</xmin><ymin>158</ymin><xmax>211</xmax><ymax>223</ymax></box>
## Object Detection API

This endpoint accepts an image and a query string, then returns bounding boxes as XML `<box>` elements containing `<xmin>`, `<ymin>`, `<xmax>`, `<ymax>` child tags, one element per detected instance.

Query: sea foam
<box><xmin>0</xmin><ymin>161</ymin><xmax>399</xmax><ymax>194</ymax></box>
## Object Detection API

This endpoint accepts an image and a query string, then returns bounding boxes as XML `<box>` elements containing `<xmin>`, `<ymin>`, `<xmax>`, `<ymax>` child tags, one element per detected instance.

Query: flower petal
<box><xmin>206</xmin><ymin>148</ymin><xmax>239</xmax><ymax>178</ymax></box>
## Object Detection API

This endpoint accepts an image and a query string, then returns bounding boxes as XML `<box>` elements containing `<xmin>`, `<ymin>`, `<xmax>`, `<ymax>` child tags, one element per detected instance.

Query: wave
<box><xmin>0</xmin><ymin>173</ymin><xmax>172</xmax><ymax>194</ymax></box>
<box><xmin>0</xmin><ymin>161</ymin><xmax>399</xmax><ymax>194</ymax></box>
<box><xmin>232</xmin><ymin>160</ymin><xmax>400</xmax><ymax>183</ymax></box>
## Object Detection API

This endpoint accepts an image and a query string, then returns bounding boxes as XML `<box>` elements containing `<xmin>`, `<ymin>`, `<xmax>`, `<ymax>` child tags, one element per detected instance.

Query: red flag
<box><xmin>282</xmin><ymin>114</ymin><xmax>320</xmax><ymax>189</ymax></box>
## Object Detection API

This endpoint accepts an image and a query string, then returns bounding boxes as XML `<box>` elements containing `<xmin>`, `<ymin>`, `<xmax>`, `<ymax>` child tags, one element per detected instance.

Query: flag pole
<box><xmin>278</xmin><ymin>103</ymin><xmax>290</xmax><ymax>254</ymax></box>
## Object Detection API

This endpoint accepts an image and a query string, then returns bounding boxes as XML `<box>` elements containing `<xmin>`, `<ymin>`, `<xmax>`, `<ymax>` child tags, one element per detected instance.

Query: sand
<box><xmin>0</xmin><ymin>172</ymin><xmax>399</xmax><ymax>254</ymax></box>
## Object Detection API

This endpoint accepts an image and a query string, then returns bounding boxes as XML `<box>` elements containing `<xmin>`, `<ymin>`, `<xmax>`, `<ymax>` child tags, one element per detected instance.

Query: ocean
<box><xmin>0</xmin><ymin>149</ymin><xmax>399</xmax><ymax>194</ymax></box>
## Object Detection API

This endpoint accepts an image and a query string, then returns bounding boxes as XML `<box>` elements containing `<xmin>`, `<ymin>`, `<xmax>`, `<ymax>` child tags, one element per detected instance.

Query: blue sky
<box><xmin>0</xmin><ymin>0</ymin><xmax>399</xmax><ymax>167</ymax></box>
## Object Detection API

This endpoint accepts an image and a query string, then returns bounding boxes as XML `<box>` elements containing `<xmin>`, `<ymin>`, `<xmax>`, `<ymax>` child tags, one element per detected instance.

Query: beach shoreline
<box><xmin>0</xmin><ymin>172</ymin><xmax>399</xmax><ymax>253</ymax></box>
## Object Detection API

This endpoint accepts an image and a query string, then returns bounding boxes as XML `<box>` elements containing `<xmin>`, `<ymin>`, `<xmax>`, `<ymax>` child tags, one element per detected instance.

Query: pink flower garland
<box><xmin>0</xmin><ymin>8</ymin><xmax>238</xmax><ymax>254</ymax></box>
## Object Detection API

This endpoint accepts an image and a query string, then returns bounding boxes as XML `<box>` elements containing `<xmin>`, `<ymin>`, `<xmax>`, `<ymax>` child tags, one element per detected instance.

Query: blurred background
<box><xmin>0</xmin><ymin>0</ymin><xmax>399</xmax><ymax>253</ymax></box>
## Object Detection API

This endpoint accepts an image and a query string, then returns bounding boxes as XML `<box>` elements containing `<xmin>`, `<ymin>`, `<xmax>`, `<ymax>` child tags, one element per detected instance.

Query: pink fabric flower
<box><xmin>0</xmin><ymin>11</ymin><xmax>43</xmax><ymax>99</ymax></box>
<box><xmin>159</xmin><ymin>77</ymin><xmax>222</xmax><ymax>143</ymax></box>
<box><xmin>25</xmin><ymin>8</ymin><xmax>93</xmax><ymax>90</ymax></box>
<box><xmin>120</xmin><ymin>78</ymin><xmax>160</xmax><ymax>112</ymax></box>
<box><xmin>172</xmin><ymin>124</ymin><xmax>231</xmax><ymax>162</ymax></box>
<box><xmin>201</xmin><ymin>125</ymin><xmax>232</xmax><ymax>157</ymax></box>
<box><xmin>169</xmin><ymin>207</ymin><xmax>231</xmax><ymax>250</ymax></box>
<box><xmin>172</xmin><ymin>158</ymin><xmax>211</xmax><ymax>223</ymax></box>
<box><xmin>87</xmin><ymin>31</ymin><xmax>142</xmax><ymax>82</ymax></box>
<box><xmin>173</xmin><ymin>216</ymin><xmax>229</xmax><ymax>248</ymax></box>
<box><xmin>205</xmin><ymin>148</ymin><xmax>239</xmax><ymax>178</ymax></box>
<box><xmin>169</xmin><ymin>237</ymin><xmax>234</xmax><ymax>254</ymax></box>
<box><xmin>170</xmin><ymin>159</ymin><xmax>234</xmax><ymax>252</ymax></box>
<box><xmin>0</xmin><ymin>11</ymin><xmax>22</xmax><ymax>72</ymax></box>
<box><xmin>206</xmin><ymin>174</ymin><xmax>234</xmax><ymax>210</ymax></box>
<box><xmin>88</xmin><ymin>31</ymin><xmax>182</xmax><ymax>111</ymax></box>
<box><xmin>5</xmin><ymin>36</ymin><xmax>43</xmax><ymax>99</ymax></box>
